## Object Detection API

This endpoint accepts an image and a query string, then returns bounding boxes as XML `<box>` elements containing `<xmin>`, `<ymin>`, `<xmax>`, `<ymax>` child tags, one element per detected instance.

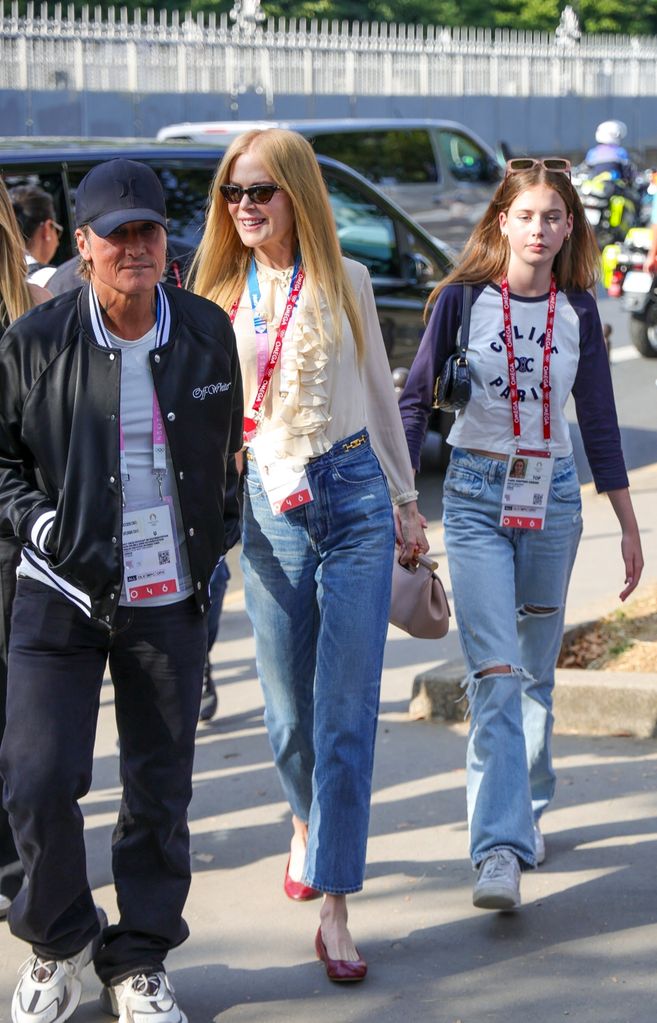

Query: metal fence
<box><xmin>2</xmin><ymin>2</ymin><xmax>657</xmax><ymax>99</ymax></box>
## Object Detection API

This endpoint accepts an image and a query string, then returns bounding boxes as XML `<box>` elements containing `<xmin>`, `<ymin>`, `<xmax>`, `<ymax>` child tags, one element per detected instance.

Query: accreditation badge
<box><xmin>122</xmin><ymin>500</ymin><xmax>181</xmax><ymax>601</ymax></box>
<box><xmin>499</xmin><ymin>448</ymin><xmax>555</xmax><ymax>530</ymax></box>
<box><xmin>250</xmin><ymin>433</ymin><xmax>314</xmax><ymax>516</ymax></box>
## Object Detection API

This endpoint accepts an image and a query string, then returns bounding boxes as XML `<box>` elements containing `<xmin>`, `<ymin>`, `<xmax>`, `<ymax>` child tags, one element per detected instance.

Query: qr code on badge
<box><xmin>532</xmin><ymin>493</ymin><xmax>544</xmax><ymax>506</ymax></box>
<box><xmin>158</xmin><ymin>550</ymin><xmax>171</xmax><ymax>565</ymax></box>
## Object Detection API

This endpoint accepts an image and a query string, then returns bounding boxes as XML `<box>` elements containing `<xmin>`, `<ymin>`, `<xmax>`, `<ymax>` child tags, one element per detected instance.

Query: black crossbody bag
<box><xmin>432</xmin><ymin>283</ymin><xmax>473</xmax><ymax>413</ymax></box>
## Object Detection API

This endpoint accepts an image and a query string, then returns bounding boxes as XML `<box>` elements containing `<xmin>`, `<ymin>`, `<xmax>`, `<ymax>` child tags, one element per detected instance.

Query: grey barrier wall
<box><xmin>2</xmin><ymin>89</ymin><xmax>657</xmax><ymax>161</ymax></box>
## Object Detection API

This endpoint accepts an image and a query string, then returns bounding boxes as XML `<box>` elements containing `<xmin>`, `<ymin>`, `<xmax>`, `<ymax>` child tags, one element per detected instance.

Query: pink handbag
<box><xmin>389</xmin><ymin>553</ymin><xmax>451</xmax><ymax>639</ymax></box>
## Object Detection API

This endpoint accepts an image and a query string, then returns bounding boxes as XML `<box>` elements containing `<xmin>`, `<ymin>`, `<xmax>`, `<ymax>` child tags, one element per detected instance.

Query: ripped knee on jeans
<box><xmin>518</xmin><ymin>603</ymin><xmax>559</xmax><ymax>617</ymax></box>
<box><xmin>476</xmin><ymin>664</ymin><xmax>512</xmax><ymax>678</ymax></box>
<box><xmin>460</xmin><ymin>661</ymin><xmax>531</xmax><ymax>711</ymax></box>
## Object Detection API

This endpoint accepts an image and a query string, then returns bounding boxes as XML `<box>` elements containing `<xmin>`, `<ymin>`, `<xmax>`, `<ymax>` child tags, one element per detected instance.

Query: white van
<box><xmin>156</xmin><ymin>117</ymin><xmax>503</xmax><ymax>246</ymax></box>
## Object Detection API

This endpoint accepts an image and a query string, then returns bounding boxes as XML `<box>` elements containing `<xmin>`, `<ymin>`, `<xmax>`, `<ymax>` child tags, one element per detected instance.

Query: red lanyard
<box><xmin>229</xmin><ymin>266</ymin><xmax>305</xmax><ymax>424</ymax></box>
<box><xmin>500</xmin><ymin>275</ymin><xmax>557</xmax><ymax>443</ymax></box>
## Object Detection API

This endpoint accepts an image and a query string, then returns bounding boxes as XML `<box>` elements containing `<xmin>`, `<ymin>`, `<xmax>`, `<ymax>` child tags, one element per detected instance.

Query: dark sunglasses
<box><xmin>219</xmin><ymin>183</ymin><xmax>282</xmax><ymax>205</ymax></box>
<box><xmin>504</xmin><ymin>157</ymin><xmax>571</xmax><ymax>179</ymax></box>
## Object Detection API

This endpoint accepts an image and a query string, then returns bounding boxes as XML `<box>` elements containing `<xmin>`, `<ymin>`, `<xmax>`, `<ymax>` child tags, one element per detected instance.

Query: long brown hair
<box><xmin>0</xmin><ymin>178</ymin><xmax>32</xmax><ymax>327</ymax></box>
<box><xmin>425</xmin><ymin>165</ymin><xmax>600</xmax><ymax>319</ymax></box>
<box><xmin>189</xmin><ymin>128</ymin><xmax>365</xmax><ymax>359</ymax></box>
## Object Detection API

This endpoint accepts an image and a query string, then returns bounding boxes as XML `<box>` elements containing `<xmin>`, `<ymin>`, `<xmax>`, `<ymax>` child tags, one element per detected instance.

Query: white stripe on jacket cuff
<box><xmin>31</xmin><ymin>509</ymin><xmax>56</xmax><ymax>554</ymax></box>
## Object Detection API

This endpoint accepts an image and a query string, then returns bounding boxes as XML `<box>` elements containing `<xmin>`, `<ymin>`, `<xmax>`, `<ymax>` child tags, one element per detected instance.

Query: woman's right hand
<box><xmin>394</xmin><ymin>501</ymin><xmax>429</xmax><ymax>565</ymax></box>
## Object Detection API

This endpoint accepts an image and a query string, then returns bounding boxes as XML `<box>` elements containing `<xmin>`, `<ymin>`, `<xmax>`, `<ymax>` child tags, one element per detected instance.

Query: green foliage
<box><xmin>10</xmin><ymin>0</ymin><xmax>657</xmax><ymax>34</ymax></box>
<box><xmin>578</xmin><ymin>0</ymin><xmax>657</xmax><ymax>35</ymax></box>
<box><xmin>491</xmin><ymin>0</ymin><xmax>561</xmax><ymax>32</ymax></box>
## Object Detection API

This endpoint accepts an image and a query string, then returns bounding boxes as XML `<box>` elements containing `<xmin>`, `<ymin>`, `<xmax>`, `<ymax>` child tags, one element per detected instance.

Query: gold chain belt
<box><xmin>341</xmin><ymin>433</ymin><xmax>368</xmax><ymax>452</ymax></box>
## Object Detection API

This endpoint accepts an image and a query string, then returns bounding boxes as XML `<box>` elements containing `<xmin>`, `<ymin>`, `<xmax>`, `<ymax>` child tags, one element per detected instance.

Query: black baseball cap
<box><xmin>75</xmin><ymin>158</ymin><xmax>168</xmax><ymax>237</ymax></box>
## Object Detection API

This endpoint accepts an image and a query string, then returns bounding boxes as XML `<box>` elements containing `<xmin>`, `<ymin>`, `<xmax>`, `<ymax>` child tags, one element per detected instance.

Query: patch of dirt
<box><xmin>558</xmin><ymin>582</ymin><xmax>657</xmax><ymax>672</ymax></box>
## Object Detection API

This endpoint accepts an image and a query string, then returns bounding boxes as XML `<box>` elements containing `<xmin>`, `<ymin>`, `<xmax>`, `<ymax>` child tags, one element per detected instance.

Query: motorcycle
<box><xmin>604</xmin><ymin>225</ymin><xmax>651</xmax><ymax>296</ymax></box>
<box><xmin>573</xmin><ymin>167</ymin><xmax>638</xmax><ymax>248</ymax></box>
<box><xmin>612</xmin><ymin>226</ymin><xmax>657</xmax><ymax>358</ymax></box>
<box><xmin>600</xmin><ymin>170</ymin><xmax>656</xmax><ymax>292</ymax></box>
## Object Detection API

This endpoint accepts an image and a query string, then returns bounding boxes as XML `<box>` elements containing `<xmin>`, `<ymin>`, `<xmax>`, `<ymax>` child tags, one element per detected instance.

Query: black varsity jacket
<box><xmin>0</xmin><ymin>282</ymin><xmax>243</xmax><ymax>627</ymax></box>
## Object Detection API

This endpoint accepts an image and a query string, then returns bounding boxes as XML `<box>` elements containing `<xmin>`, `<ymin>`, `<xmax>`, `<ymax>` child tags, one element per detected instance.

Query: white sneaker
<box><xmin>99</xmin><ymin>972</ymin><xmax>187</xmax><ymax>1023</ymax></box>
<box><xmin>534</xmin><ymin>823</ymin><xmax>546</xmax><ymax>865</ymax></box>
<box><xmin>11</xmin><ymin>906</ymin><xmax>107</xmax><ymax>1023</ymax></box>
<box><xmin>473</xmin><ymin>849</ymin><xmax>521</xmax><ymax>911</ymax></box>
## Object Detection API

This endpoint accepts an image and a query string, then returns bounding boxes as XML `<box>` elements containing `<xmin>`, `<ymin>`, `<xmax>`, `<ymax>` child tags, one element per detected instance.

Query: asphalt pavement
<box><xmin>1</xmin><ymin>446</ymin><xmax>655</xmax><ymax>1023</ymax></box>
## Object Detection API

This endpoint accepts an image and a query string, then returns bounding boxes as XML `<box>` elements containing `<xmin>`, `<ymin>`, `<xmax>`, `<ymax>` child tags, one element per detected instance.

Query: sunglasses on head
<box><xmin>219</xmin><ymin>183</ymin><xmax>282</xmax><ymax>205</ymax></box>
<box><xmin>504</xmin><ymin>157</ymin><xmax>572</xmax><ymax>180</ymax></box>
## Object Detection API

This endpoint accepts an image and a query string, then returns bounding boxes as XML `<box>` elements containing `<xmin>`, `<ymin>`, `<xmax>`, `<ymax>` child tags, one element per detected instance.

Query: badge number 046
<box><xmin>500</xmin><ymin>449</ymin><xmax>554</xmax><ymax>530</ymax></box>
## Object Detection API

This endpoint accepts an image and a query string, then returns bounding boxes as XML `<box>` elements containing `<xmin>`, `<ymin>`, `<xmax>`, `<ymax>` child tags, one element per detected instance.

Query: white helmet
<box><xmin>595</xmin><ymin>120</ymin><xmax>627</xmax><ymax>145</ymax></box>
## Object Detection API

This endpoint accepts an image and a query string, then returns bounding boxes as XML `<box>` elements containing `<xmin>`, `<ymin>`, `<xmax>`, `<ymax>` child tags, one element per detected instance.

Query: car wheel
<box><xmin>630</xmin><ymin>308</ymin><xmax>657</xmax><ymax>358</ymax></box>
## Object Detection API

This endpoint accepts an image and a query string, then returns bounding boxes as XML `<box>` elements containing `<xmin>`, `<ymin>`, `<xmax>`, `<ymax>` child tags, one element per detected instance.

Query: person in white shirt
<box><xmin>400</xmin><ymin>156</ymin><xmax>643</xmax><ymax>913</ymax></box>
<box><xmin>191</xmin><ymin>128</ymin><xmax>427</xmax><ymax>983</ymax></box>
<box><xmin>9</xmin><ymin>184</ymin><xmax>62</xmax><ymax>288</ymax></box>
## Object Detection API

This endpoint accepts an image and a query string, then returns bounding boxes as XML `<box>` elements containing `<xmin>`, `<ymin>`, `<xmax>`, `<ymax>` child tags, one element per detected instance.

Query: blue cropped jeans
<box><xmin>443</xmin><ymin>448</ymin><xmax>583</xmax><ymax>869</ymax></box>
<box><xmin>240</xmin><ymin>430</ymin><xmax>395</xmax><ymax>894</ymax></box>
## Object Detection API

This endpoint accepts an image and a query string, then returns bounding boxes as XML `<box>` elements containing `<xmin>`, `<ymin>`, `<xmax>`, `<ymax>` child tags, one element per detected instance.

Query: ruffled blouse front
<box><xmin>232</xmin><ymin>257</ymin><xmax>416</xmax><ymax>503</ymax></box>
<box><xmin>249</xmin><ymin>261</ymin><xmax>332</xmax><ymax>463</ymax></box>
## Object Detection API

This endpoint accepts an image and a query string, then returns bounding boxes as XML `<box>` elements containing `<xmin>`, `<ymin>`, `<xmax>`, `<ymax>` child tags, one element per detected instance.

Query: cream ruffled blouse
<box><xmin>233</xmin><ymin>256</ymin><xmax>417</xmax><ymax>504</ymax></box>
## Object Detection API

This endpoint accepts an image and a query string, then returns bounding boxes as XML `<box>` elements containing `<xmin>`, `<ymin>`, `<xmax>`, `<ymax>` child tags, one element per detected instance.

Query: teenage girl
<box><xmin>399</xmin><ymin>157</ymin><xmax>643</xmax><ymax>912</ymax></box>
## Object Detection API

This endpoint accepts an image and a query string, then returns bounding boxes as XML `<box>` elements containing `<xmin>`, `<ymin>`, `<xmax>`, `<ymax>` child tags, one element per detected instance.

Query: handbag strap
<box><xmin>455</xmin><ymin>283</ymin><xmax>473</xmax><ymax>362</ymax></box>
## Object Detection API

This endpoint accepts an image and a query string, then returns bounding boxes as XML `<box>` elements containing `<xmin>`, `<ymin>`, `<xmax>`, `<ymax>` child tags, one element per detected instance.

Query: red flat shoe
<box><xmin>283</xmin><ymin>858</ymin><xmax>322</xmax><ymax>902</ymax></box>
<box><xmin>315</xmin><ymin>927</ymin><xmax>368</xmax><ymax>983</ymax></box>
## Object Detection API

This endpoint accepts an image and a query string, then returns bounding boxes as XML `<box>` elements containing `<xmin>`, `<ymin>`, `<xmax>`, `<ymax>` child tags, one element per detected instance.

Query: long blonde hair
<box><xmin>426</xmin><ymin>164</ymin><xmax>600</xmax><ymax>319</ymax></box>
<box><xmin>189</xmin><ymin>128</ymin><xmax>365</xmax><ymax>359</ymax></box>
<box><xmin>0</xmin><ymin>178</ymin><xmax>32</xmax><ymax>327</ymax></box>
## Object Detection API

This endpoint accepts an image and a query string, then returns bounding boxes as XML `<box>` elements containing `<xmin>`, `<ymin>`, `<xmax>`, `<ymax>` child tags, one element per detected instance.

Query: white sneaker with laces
<box><xmin>99</xmin><ymin>972</ymin><xmax>187</xmax><ymax>1023</ymax></box>
<box><xmin>534</xmin><ymin>823</ymin><xmax>546</xmax><ymax>865</ymax></box>
<box><xmin>11</xmin><ymin>906</ymin><xmax>107</xmax><ymax>1023</ymax></box>
<box><xmin>472</xmin><ymin>848</ymin><xmax>521</xmax><ymax>911</ymax></box>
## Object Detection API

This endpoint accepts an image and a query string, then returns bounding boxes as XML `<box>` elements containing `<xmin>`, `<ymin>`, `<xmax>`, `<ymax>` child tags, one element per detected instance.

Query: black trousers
<box><xmin>0</xmin><ymin>578</ymin><xmax>207</xmax><ymax>984</ymax></box>
<box><xmin>0</xmin><ymin>537</ymin><xmax>22</xmax><ymax>898</ymax></box>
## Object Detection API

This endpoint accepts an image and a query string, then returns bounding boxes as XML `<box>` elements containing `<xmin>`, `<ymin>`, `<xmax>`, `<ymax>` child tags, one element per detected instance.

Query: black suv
<box><xmin>1</xmin><ymin>138</ymin><xmax>454</xmax><ymax>458</ymax></box>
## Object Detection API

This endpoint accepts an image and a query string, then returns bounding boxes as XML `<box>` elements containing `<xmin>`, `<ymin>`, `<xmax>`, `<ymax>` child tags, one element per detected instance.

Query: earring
<box><xmin>565</xmin><ymin>234</ymin><xmax>571</xmax><ymax>241</ymax></box>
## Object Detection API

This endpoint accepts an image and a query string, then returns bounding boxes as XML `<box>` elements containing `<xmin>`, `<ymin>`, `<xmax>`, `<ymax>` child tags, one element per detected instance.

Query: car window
<box><xmin>324</xmin><ymin>172</ymin><xmax>401</xmax><ymax>277</ymax></box>
<box><xmin>152</xmin><ymin>164</ymin><xmax>214</xmax><ymax>248</ymax></box>
<box><xmin>400</xmin><ymin>230</ymin><xmax>449</xmax><ymax>291</ymax></box>
<box><xmin>314</xmin><ymin>131</ymin><xmax>438</xmax><ymax>186</ymax></box>
<box><xmin>436</xmin><ymin>130</ymin><xmax>494</xmax><ymax>183</ymax></box>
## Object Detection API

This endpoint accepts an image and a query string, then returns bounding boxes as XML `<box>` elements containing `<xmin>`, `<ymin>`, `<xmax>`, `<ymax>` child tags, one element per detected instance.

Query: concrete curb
<box><xmin>409</xmin><ymin>659</ymin><xmax>657</xmax><ymax>739</ymax></box>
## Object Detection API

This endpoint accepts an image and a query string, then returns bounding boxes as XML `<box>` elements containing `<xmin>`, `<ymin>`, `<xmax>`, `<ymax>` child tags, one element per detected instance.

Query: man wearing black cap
<box><xmin>0</xmin><ymin>159</ymin><xmax>243</xmax><ymax>1023</ymax></box>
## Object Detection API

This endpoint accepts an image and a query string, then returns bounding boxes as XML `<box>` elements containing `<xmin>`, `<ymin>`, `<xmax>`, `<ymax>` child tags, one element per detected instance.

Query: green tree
<box><xmin>11</xmin><ymin>0</ymin><xmax>657</xmax><ymax>34</ymax></box>
<box><xmin>577</xmin><ymin>0</ymin><xmax>657</xmax><ymax>34</ymax></box>
<box><xmin>491</xmin><ymin>0</ymin><xmax>561</xmax><ymax>31</ymax></box>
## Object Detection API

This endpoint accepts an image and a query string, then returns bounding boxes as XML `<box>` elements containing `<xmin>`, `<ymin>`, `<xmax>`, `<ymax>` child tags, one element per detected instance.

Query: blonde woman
<box><xmin>192</xmin><ymin>129</ymin><xmax>427</xmax><ymax>981</ymax></box>
<box><xmin>0</xmin><ymin>178</ymin><xmax>50</xmax><ymax>920</ymax></box>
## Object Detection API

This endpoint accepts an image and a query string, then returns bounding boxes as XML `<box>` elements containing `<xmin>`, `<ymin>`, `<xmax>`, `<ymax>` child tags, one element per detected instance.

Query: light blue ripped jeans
<box><xmin>443</xmin><ymin>448</ymin><xmax>583</xmax><ymax>868</ymax></box>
